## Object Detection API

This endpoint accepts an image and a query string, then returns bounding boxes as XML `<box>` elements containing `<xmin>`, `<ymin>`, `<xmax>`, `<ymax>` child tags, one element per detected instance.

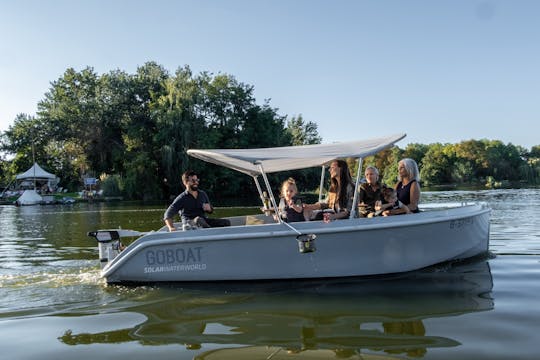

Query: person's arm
<box><xmin>164</xmin><ymin>217</ymin><xmax>176</xmax><ymax>232</ymax></box>
<box><xmin>331</xmin><ymin>209</ymin><xmax>349</xmax><ymax>220</ymax></box>
<box><xmin>385</xmin><ymin>203</ymin><xmax>411</xmax><ymax>216</ymax></box>
<box><xmin>200</xmin><ymin>191</ymin><xmax>213</xmax><ymax>213</ymax></box>
<box><xmin>303</xmin><ymin>202</ymin><xmax>323</xmax><ymax>211</ymax></box>
<box><xmin>163</xmin><ymin>194</ymin><xmax>184</xmax><ymax>231</ymax></box>
<box><xmin>289</xmin><ymin>198</ymin><xmax>304</xmax><ymax>213</ymax></box>
<box><xmin>402</xmin><ymin>203</ymin><xmax>411</xmax><ymax>214</ymax></box>
<box><xmin>378</xmin><ymin>202</ymin><xmax>392</xmax><ymax>211</ymax></box>
<box><xmin>408</xmin><ymin>182</ymin><xmax>420</xmax><ymax>212</ymax></box>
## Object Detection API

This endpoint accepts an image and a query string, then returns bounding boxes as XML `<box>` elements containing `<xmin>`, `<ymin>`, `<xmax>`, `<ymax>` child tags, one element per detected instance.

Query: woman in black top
<box><xmin>395</xmin><ymin>158</ymin><xmax>421</xmax><ymax>213</ymax></box>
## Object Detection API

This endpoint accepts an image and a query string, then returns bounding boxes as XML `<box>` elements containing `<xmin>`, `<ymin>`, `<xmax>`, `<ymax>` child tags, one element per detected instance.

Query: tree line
<box><xmin>1</xmin><ymin>62</ymin><xmax>539</xmax><ymax>202</ymax></box>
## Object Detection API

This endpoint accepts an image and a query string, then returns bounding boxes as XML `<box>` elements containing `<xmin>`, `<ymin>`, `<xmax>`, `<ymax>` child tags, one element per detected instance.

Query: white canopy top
<box><xmin>16</xmin><ymin>163</ymin><xmax>57</xmax><ymax>180</ymax></box>
<box><xmin>188</xmin><ymin>133</ymin><xmax>406</xmax><ymax>176</ymax></box>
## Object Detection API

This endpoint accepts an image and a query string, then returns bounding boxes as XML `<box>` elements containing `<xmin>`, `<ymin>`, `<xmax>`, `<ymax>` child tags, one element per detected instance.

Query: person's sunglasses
<box><xmin>190</xmin><ymin>178</ymin><xmax>200</xmax><ymax>183</ymax></box>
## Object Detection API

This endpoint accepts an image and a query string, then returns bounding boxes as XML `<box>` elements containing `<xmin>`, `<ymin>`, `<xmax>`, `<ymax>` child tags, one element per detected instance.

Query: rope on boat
<box><xmin>281</xmin><ymin>221</ymin><xmax>302</xmax><ymax>235</ymax></box>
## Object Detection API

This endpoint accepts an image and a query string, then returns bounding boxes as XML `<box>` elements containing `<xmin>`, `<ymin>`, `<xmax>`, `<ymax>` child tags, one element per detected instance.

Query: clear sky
<box><xmin>1</xmin><ymin>0</ymin><xmax>538</xmax><ymax>149</ymax></box>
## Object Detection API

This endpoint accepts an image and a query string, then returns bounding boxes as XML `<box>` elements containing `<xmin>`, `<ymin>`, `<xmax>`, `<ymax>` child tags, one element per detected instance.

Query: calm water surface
<box><xmin>1</xmin><ymin>189</ymin><xmax>539</xmax><ymax>359</ymax></box>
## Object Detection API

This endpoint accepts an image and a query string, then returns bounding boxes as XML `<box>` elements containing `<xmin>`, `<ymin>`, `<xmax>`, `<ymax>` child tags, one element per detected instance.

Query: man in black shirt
<box><xmin>164</xmin><ymin>170</ymin><xmax>230</xmax><ymax>231</ymax></box>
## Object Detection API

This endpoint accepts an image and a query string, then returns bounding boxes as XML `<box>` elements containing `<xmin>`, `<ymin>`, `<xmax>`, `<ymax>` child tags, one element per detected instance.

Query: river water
<box><xmin>0</xmin><ymin>189</ymin><xmax>539</xmax><ymax>360</ymax></box>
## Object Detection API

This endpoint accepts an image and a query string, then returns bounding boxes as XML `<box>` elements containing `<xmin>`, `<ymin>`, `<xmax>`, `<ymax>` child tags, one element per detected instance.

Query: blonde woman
<box><xmin>395</xmin><ymin>158</ymin><xmax>421</xmax><ymax>213</ymax></box>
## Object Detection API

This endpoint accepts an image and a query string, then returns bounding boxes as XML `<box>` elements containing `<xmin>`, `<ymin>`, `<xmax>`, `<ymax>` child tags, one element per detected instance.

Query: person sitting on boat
<box><xmin>277</xmin><ymin>177</ymin><xmax>305</xmax><ymax>222</ymax></box>
<box><xmin>394</xmin><ymin>158</ymin><xmax>421</xmax><ymax>213</ymax></box>
<box><xmin>373</xmin><ymin>187</ymin><xmax>411</xmax><ymax>216</ymax></box>
<box><xmin>303</xmin><ymin>160</ymin><xmax>354</xmax><ymax>221</ymax></box>
<box><xmin>163</xmin><ymin>170</ymin><xmax>231</xmax><ymax>231</ymax></box>
<box><xmin>356</xmin><ymin>165</ymin><xmax>387</xmax><ymax>217</ymax></box>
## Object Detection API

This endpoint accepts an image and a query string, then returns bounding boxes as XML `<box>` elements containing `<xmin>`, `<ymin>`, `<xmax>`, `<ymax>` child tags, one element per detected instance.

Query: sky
<box><xmin>1</xmin><ymin>0</ymin><xmax>539</xmax><ymax>149</ymax></box>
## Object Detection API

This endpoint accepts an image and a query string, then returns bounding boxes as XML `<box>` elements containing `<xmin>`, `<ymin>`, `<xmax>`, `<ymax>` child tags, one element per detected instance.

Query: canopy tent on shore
<box><xmin>16</xmin><ymin>163</ymin><xmax>57</xmax><ymax>181</ymax></box>
<box><xmin>15</xmin><ymin>163</ymin><xmax>59</xmax><ymax>190</ymax></box>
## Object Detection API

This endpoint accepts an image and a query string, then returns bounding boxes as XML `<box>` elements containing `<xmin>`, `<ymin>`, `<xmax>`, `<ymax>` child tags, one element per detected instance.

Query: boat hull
<box><xmin>102</xmin><ymin>203</ymin><xmax>491</xmax><ymax>283</ymax></box>
<box><xmin>15</xmin><ymin>189</ymin><xmax>43</xmax><ymax>206</ymax></box>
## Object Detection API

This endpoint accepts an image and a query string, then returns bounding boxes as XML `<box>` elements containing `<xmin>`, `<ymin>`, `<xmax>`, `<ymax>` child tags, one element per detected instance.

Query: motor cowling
<box><xmin>88</xmin><ymin>230</ymin><xmax>122</xmax><ymax>268</ymax></box>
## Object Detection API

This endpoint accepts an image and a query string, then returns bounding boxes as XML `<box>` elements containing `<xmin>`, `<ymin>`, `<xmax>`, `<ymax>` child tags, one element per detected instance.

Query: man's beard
<box><xmin>188</xmin><ymin>184</ymin><xmax>198</xmax><ymax>191</ymax></box>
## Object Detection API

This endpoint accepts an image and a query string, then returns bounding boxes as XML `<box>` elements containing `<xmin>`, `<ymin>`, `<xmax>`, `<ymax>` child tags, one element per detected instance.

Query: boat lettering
<box><xmin>145</xmin><ymin>247</ymin><xmax>203</xmax><ymax>265</ymax></box>
<box><xmin>450</xmin><ymin>218</ymin><xmax>473</xmax><ymax>229</ymax></box>
<box><xmin>144</xmin><ymin>263</ymin><xmax>207</xmax><ymax>273</ymax></box>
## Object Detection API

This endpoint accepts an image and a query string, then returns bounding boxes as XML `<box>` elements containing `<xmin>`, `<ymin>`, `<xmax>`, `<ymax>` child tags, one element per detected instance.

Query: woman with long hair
<box><xmin>304</xmin><ymin>160</ymin><xmax>354</xmax><ymax>221</ymax></box>
<box><xmin>395</xmin><ymin>158</ymin><xmax>421</xmax><ymax>213</ymax></box>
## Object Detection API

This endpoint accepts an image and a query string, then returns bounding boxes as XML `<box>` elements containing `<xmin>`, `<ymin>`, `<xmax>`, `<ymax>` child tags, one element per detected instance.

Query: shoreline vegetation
<box><xmin>2</xmin><ymin>184</ymin><xmax>538</xmax><ymax>207</ymax></box>
<box><xmin>1</xmin><ymin>63</ymin><xmax>539</xmax><ymax>202</ymax></box>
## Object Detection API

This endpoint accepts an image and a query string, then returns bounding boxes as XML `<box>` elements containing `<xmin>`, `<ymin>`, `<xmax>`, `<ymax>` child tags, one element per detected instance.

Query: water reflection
<box><xmin>58</xmin><ymin>259</ymin><xmax>493</xmax><ymax>358</ymax></box>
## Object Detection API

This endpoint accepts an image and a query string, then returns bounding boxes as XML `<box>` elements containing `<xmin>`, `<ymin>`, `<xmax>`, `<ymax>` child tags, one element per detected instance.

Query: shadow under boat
<box><xmin>59</xmin><ymin>257</ymin><xmax>494</xmax><ymax>357</ymax></box>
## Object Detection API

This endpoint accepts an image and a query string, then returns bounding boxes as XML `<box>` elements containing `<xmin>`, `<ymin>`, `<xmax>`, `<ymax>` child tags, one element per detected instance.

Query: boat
<box><xmin>88</xmin><ymin>133</ymin><xmax>491</xmax><ymax>284</ymax></box>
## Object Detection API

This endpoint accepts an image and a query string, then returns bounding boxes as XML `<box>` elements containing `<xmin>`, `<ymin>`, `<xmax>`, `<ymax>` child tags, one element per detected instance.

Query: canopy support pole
<box><xmin>256</xmin><ymin>162</ymin><xmax>282</xmax><ymax>223</ymax></box>
<box><xmin>350</xmin><ymin>157</ymin><xmax>363</xmax><ymax>219</ymax></box>
<box><xmin>318</xmin><ymin>165</ymin><xmax>326</xmax><ymax>202</ymax></box>
<box><xmin>253</xmin><ymin>175</ymin><xmax>264</xmax><ymax>206</ymax></box>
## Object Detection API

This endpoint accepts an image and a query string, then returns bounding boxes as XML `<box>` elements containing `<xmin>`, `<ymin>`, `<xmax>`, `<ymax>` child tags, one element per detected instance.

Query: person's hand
<box><xmin>203</xmin><ymin>203</ymin><xmax>212</xmax><ymax>212</ymax></box>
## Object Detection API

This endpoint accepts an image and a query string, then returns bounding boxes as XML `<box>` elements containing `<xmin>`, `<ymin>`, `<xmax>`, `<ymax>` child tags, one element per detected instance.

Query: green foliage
<box><xmin>286</xmin><ymin>114</ymin><xmax>322</xmax><ymax>145</ymax></box>
<box><xmin>1</xmin><ymin>62</ymin><xmax>539</xmax><ymax>196</ymax></box>
<box><xmin>100</xmin><ymin>174</ymin><xmax>124</xmax><ymax>197</ymax></box>
<box><xmin>420</xmin><ymin>143</ymin><xmax>453</xmax><ymax>186</ymax></box>
<box><xmin>530</xmin><ymin>145</ymin><xmax>540</xmax><ymax>159</ymax></box>
<box><xmin>380</xmin><ymin>147</ymin><xmax>402</xmax><ymax>186</ymax></box>
<box><xmin>402</xmin><ymin>143</ymin><xmax>429</xmax><ymax>164</ymax></box>
<box><xmin>0</xmin><ymin>62</ymin><xmax>323</xmax><ymax>200</ymax></box>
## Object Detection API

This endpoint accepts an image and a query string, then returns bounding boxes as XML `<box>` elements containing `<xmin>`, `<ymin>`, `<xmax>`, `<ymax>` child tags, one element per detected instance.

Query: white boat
<box><xmin>89</xmin><ymin>133</ymin><xmax>491</xmax><ymax>284</ymax></box>
<box><xmin>15</xmin><ymin>189</ymin><xmax>43</xmax><ymax>206</ymax></box>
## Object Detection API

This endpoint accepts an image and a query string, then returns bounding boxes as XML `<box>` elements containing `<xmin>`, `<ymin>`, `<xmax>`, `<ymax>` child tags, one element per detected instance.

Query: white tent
<box><xmin>15</xmin><ymin>163</ymin><xmax>59</xmax><ymax>191</ymax></box>
<box><xmin>16</xmin><ymin>163</ymin><xmax>57</xmax><ymax>180</ymax></box>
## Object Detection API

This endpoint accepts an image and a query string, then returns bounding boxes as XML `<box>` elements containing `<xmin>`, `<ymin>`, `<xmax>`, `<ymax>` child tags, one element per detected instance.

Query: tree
<box><xmin>402</xmin><ymin>143</ymin><xmax>429</xmax><ymax>164</ymax></box>
<box><xmin>380</xmin><ymin>147</ymin><xmax>403</xmax><ymax>186</ymax></box>
<box><xmin>530</xmin><ymin>145</ymin><xmax>540</xmax><ymax>159</ymax></box>
<box><xmin>286</xmin><ymin>114</ymin><xmax>322</xmax><ymax>146</ymax></box>
<box><xmin>420</xmin><ymin>143</ymin><xmax>453</xmax><ymax>186</ymax></box>
<box><xmin>0</xmin><ymin>114</ymin><xmax>47</xmax><ymax>176</ymax></box>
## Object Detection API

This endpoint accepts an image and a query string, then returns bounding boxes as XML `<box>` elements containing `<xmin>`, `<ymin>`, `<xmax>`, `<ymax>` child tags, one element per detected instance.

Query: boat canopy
<box><xmin>187</xmin><ymin>133</ymin><xmax>406</xmax><ymax>176</ymax></box>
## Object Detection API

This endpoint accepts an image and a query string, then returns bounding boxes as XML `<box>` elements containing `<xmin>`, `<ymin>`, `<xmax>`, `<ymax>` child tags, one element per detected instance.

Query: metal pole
<box><xmin>253</xmin><ymin>175</ymin><xmax>264</xmax><ymax>205</ymax></box>
<box><xmin>318</xmin><ymin>165</ymin><xmax>326</xmax><ymax>202</ymax></box>
<box><xmin>256</xmin><ymin>162</ymin><xmax>282</xmax><ymax>223</ymax></box>
<box><xmin>350</xmin><ymin>157</ymin><xmax>363</xmax><ymax>219</ymax></box>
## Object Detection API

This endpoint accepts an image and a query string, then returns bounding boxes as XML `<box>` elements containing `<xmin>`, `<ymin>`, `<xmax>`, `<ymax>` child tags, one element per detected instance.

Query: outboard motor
<box><xmin>87</xmin><ymin>230</ymin><xmax>122</xmax><ymax>268</ymax></box>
